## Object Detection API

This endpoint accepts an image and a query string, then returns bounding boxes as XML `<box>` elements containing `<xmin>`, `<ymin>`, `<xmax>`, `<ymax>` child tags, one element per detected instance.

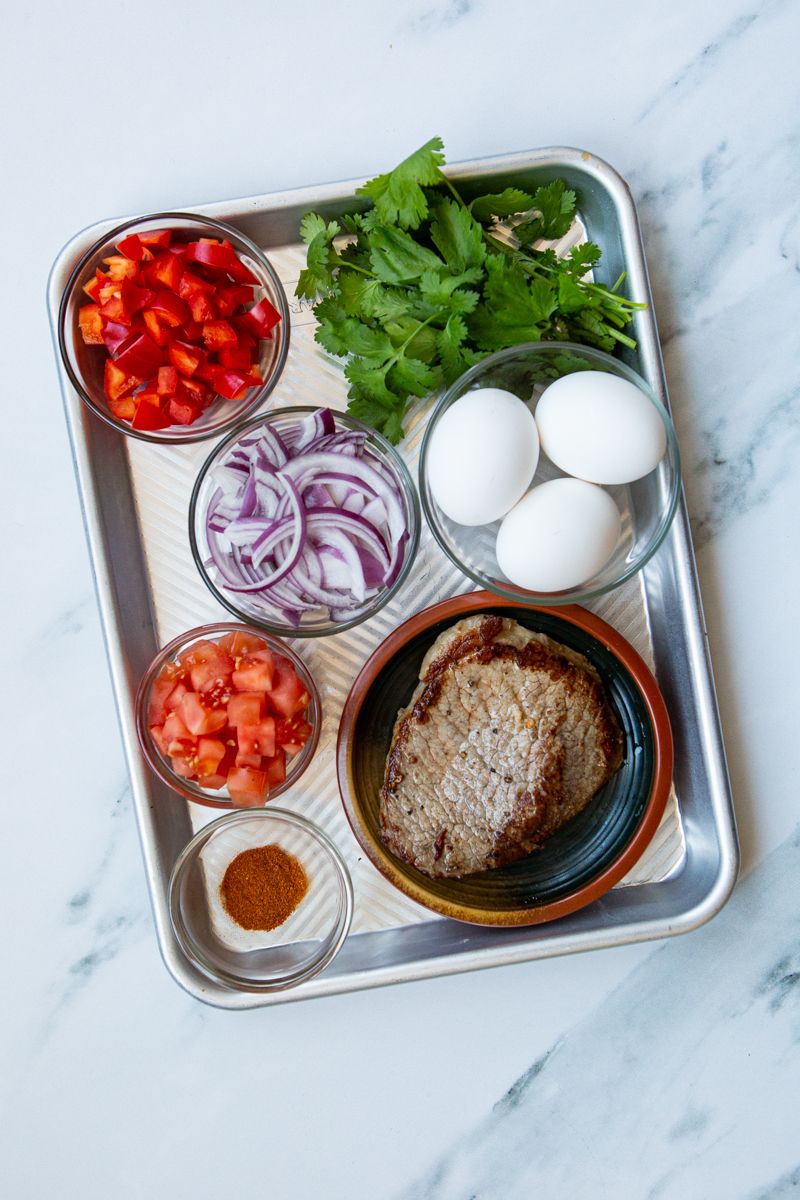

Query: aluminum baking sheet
<box><xmin>48</xmin><ymin>148</ymin><xmax>739</xmax><ymax>1008</ymax></box>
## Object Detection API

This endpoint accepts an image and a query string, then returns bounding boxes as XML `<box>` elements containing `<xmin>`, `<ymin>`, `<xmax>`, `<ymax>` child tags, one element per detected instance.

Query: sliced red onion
<box><xmin>200</xmin><ymin>408</ymin><xmax>409</xmax><ymax>621</ymax></box>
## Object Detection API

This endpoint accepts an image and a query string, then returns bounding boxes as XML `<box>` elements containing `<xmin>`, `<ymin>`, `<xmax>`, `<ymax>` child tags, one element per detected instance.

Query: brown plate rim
<box><xmin>336</xmin><ymin>591</ymin><xmax>674</xmax><ymax>927</ymax></box>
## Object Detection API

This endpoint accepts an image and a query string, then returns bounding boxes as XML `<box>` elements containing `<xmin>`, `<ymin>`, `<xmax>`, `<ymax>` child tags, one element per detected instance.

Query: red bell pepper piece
<box><xmin>141</xmin><ymin>310</ymin><xmax>174</xmax><ymax>347</ymax></box>
<box><xmin>138</xmin><ymin>229</ymin><xmax>172</xmax><ymax>249</ymax></box>
<box><xmin>104</xmin><ymin>359</ymin><xmax>139</xmax><ymax>402</ymax></box>
<box><xmin>168</xmin><ymin>396</ymin><xmax>201</xmax><ymax>425</ymax></box>
<box><xmin>132</xmin><ymin>390</ymin><xmax>170</xmax><ymax>431</ymax></box>
<box><xmin>103</xmin><ymin>255</ymin><xmax>140</xmax><ymax>282</ymax></box>
<box><xmin>217</xmin><ymin>344</ymin><xmax>254</xmax><ymax>370</ymax></box>
<box><xmin>146</xmin><ymin>251</ymin><xmax>183</xmax><ymax>293</ymax></box>
<box><xmin>212</xmin><ymin>367</ymin><xmax>252</xmax><ymax>401</ymax></box>
<box><xmin>78</xmin><ymin>304</ymin><xmax>103</xmax><ymax>345</ymax></box>
<box><xmin>178</xmin><ymin>270</ymin><xmax>215</xmax><ymax>299</ymax></box>
<box><xmin>83</xmin><ymin>274</ymin><xmax>102</xmax><ymax>301</ymax></box>
<box><xmin>202</xmin><ymin>320</ymin><xmax>237</xmax><ymax>351</ymax></box>
<box><xmin>114</xmin><ymin>333</ymin><xmax>164</xmax><ymax>377</ymax></box>
<box><xmin>168</xmin><ymin>340</ymin><xmax>203</xmax><ymax>378</ymax></box>
<box><xmin>116</xmin><ymin>232</ymin><xmax>146</xmax><ymax>261</ymax></box>
<box><xmin>101</xmin><ymin>319</ymin><xmax>134</xmax><ymax>355</ymax></box>
<box><xmin>148</xmin><ymin>289</ymin><xmax>189</xmax><ymax>327</ymax></box>
<box><xmin>237</xmin><ymin>297</ymin><xmax>281</xmax><ymax>338</ymax></box>
<box><xmin>157</xmin><ymin>365</ymin><xmax>179</xmax><ymax>396</ymax></box>
<box><xmin>178</xmin><ymin>377</ymin><xmax>211</xmax><ymax>408</ymax></box>
<box><xmin>188</xmin><ymin>291</ymin><xmax>216</xmax><ymax>323</ymax></box>
<box><xmin>108</xmin><ymin>397</ymin><xmax>137</xmax><ymax>421</ymax></box>
<box><xmin>186</xmin><ymin>239</ymin><xmax>240</xmax><ymax>271</ymax></box>
<box><xmin>215</xmin><ymin>284</ymin><xmax>254</xmax><ymax>317</ymax></box>
<box><xmin>181</xmin><ymin>319</ymin><xmax>205</xmax><ymax>342</ymax></box>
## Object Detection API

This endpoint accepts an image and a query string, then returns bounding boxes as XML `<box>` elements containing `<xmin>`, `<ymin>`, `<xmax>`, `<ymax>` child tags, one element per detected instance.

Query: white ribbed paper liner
<box><xmin>126</xmin><ymin>240</ymin><xmax>685</xmax><ymax>938</ymax></box>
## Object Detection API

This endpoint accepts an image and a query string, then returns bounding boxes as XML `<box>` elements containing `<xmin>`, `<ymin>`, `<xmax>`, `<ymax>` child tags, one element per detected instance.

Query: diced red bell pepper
<box><xmin>149</xmin><ymin>289</ymin><xmax>189</xmax><ymax>327</ymax></box>
<box><xmin>188</xmin><ymin>291</ymin><xmax>216</xmax><ymax>323</ymax></box>
<box><xmin>226</xmin><ymin>257</ymin><xmax>260</xmax><ymax>286</ymax></box>
<box><xmin>83</xmin><ymin>274</ymin><xmax>102</xmax><ymax>301</ymax></box>
<box><xmin>103</xmin><ymin>255</ymin><xmax>140</xmax><ymax>282</ymax></box>
<box><xmin>215</xmin><ymin>284</ymin><xmax>254</xmax><ymax>317</ymax></box>
<box><xmin>108</xmin><ymin>397</ymin><xmax>136</xmax><ymax>421</ymax></box>
<box><xmin>186</xmin><ymin>238</ymin><xmax>240</xmax><ymax>271</ymax></box>
<box><xmin>146</xmin><ymin>251</ymin><xmax>183</xmax><ymax>293</ymax></box>
<box><xmin>114</xmin><ymin>332</ymin><xmax>164</xmax><ymax>377</ymax></box>
<box><xmin>78</xmin><ymin>304</ymin><xmax>103</xmax><ymax>345</ymax></box>
<box><xmin>101</xmin><ymin>318</ymin><xmax>135</xmax><ymax>355</ymax></box>
<box><xmin>141</xmin><ymin>310</ymin><xmax>173</xmax><ymax>347</ymax></box>
<box><xmin>202</xmin><ymin>320</ymin><xmax>237</xmax><ymax>351</ymax></box>
<box><xmin>178</xmin><ymin>270</ymin><xmax>215</xmax><ymax>299</ymax></box>
<box><xmin>116</xmin><ymin>232</ymin><xmax>146</xmax><ymax>261</ymax></box>
<box><xmin>177</xmin><ymin>376</ymin><xmax>211</xmax><ymax>409</ymax></box>
<box><xmin>157</xmin><ymin>365</ymin><xmax>178</xmax><ymax>396</ymax></box>
<box><xmin>104</xmin><ymin>359</ymin><xmax>138</xmax><ymax>403</ymax></box>
<box><xmin>138</xmin><ymin>229</ymin><xmax>172</xmax><ymax>249</ymax></box>
<box><xmin>131</xmin><ymin>390</ymin><xmax>171</xmax><ymax>431</ymax></box>
<box><xmin>168</xmin><ymin>340</ymin><xmax>203</xmax><ymax>377</ymax></box>
<box><xmin>168</xmin><ymin>396</ymin><xmax>201</xmax><ymax>426</ymax></box>
<box><xmin>212</xmin><ymin>367</ymin><xmax>251</xmax><ymax>400</ymax></box>
<box><xmin>238</xmin><ymin>296</ymin><xmax>281</xmax><ymax>338</ymax></box>
<box><xmin>217</xmin><ymin>343</ymin><xmax>255</xmax><ymax>370</ymax></box>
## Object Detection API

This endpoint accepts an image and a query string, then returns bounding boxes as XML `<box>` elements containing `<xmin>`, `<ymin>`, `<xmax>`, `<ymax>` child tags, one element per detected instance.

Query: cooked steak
<box><xmin>379</xmin><ymin>615</ymin><xmax>623</xmax><ymax>879</ymax></box>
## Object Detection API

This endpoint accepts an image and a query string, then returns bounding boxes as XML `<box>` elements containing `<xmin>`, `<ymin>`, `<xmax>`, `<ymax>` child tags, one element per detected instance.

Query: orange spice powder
<box><xmin>220</xmin><ymin>844</ymin><xmax>309</xmax><ymax>931</ymax></box>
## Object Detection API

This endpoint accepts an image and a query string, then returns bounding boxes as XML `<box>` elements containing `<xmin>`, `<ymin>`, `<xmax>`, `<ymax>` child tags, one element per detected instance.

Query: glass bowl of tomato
<box><xmin>135</xmin><ymin>622</ymin><xmax>321</xmax><ymax>808</ymax></box>
<box><xmin>57</xmin><ymin>213</ymin><xmax>290</xmax><ymax>443</ymax></box>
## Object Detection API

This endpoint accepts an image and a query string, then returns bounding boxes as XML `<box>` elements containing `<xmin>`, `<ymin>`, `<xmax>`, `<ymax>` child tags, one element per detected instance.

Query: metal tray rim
<box><xmin>47</xmin><ymin>146</ymin><xmax>739</xmax><ymax>1010</ymax></box>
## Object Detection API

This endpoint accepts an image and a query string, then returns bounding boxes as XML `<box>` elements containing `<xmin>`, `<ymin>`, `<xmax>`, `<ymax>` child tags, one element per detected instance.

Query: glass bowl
<box><xmin>57</xmin><ymin>212</ymin><xmax>290</xmax><ymax>444</ymax></box>
<box><xmin>189</xmin><ymin>407</ymin><xmax>420</xmax><ymax>637</ymax></box>
<box><xmin>419</xmin><ymin>343</ymin><xmax>681</xmax><ymax>606</ymax></box>
<box><xmin>169</xmin><ymin>808</ymin><xmax>353</xmax><ymax>992</ymax></box>
<box><xmin>135</xmin><ymin>622</ymin><xmax>321</xmax><ymax>808</ymax></box>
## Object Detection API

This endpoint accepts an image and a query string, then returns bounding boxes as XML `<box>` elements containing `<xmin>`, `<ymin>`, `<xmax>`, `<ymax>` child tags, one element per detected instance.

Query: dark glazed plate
<box><xmin>336</xmin><ymin>592</ymin><xmax>673</xmax><ymax>926</ymax></box>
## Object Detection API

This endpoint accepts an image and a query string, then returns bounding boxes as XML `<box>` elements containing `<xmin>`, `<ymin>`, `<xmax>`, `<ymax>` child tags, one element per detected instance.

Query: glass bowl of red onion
<box><xmin>188</xmin><ymin>407</ymin><xmax>420</xmax><ymax>636</ymax></box>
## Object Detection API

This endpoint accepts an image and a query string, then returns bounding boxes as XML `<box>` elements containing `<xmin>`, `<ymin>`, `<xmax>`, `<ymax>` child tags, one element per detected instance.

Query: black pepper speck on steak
<box><xmin>379</xmin><ymin>615</ymin><xmax>623</xmax><ymax>879</ymax></box>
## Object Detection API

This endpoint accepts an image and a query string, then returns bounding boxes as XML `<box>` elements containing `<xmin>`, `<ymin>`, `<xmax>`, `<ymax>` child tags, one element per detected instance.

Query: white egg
<box><xmin>535</xmin><ymin>371</ymin><xmax>667</xmax><ymax>485</ymax></box>
<box><xmin>496</xmin><ymin>478</ymin><xmax>622</xmax><ymax>592</ymax></box>
<box><xmin>427</xmin><ymin>388</ymin><xmax>539</xmax><ymax>526</ymax></box>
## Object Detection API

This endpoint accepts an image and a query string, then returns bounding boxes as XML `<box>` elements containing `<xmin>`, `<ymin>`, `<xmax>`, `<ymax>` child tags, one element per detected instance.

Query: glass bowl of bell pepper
<box><xmin>57</xmin><ymin>213</ymin><xmax>291</xmax><ymax>443</ymax></box>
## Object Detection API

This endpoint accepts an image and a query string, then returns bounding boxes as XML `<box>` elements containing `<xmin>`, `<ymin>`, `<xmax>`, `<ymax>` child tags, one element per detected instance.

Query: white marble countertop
<box><xmin>4</xmin><ymin>1</ymin><xmax>799</xmax><ymax>1195</ymax></box>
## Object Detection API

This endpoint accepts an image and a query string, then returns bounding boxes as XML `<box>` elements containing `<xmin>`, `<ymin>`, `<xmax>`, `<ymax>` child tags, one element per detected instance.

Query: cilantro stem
<box><xmin>385</xmin><ymin>310</ymin><xmax>443</xmax><ymax>367</ymax></box>
<box><xmin>441</xmin><ymin>174</ymin><xmax>470</xmax><ymax>211</ymax></box>
<box><xmin>336</xmin><ymin>260</ymin><xmax>374</xmax><ymax>278</ymax></box>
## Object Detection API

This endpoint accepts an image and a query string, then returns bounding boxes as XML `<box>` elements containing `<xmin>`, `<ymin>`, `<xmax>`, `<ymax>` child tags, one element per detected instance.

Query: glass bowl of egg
<box><xmin>419</xmin><ymin>343</ymin><xmax>681</xmax><ymax>605</ymax></box>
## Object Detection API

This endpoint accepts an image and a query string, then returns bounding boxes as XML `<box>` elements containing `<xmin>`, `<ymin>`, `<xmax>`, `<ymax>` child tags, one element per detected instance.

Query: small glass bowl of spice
<box><xmin>169</xmin><ymin>808</ymin><xmax>353</xmax><ymax>992</ymax></box>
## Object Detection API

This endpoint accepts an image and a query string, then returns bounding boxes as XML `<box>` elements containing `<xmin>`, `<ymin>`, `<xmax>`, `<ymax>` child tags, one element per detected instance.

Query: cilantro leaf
<box><xmin>564</xmin><ymin>242</ymin><xmax>601</xmax><ymax>277</ymax></box>
<box><xmin>437</xmin><ymin>314</ymin><xmax>482</xmax><ymax>383</ymax></box>
<box><xmin>356</xmin><ymin>136</ymin><xmax>446</xmax><ymax>230</ymax></box>
<box><xmin>296</xmin><ymin>215</ymin><xmax>341</xmax><ymax>299</ymax></box>
<box><xmin>429</xmin><ymin>199</ymin><xmax>486</xmax><ymax>273</ymax></box>
<box><xmin>419</xmin><ymin>267</ymin><xmax>481</xmax><ymax>311</ymax></box>
<box><xmin>338</xmin><ymin>272</ymin><xmax>411</xmax><ymax>323</ymax></box>
<box><xmin>389</xmin><ymin>352</ymin><xmax>441</xmax><ymax>398</ymax></box>
<box><xmin>368</xmin><ymin>225</ymin><xmax>444</xmax><ymax>283</ymax></box>
<box><xmin>316</xmin><ymin>315</ymin><xmax>394</xmax><ymax>361</ymax></box>
<box><xmin>468</xmin><ymin>254</ymin><xmax>558</xmax><ymax>350</ymax></box>
<box><xmin>469</xmin><ymin>188</ymin><xmax>535</xmax><ymax>222</ymax></box>
<box><xmin>514</xmin><ymin>180</ymin><xmax>577</xmax><ymax>244</ymax></box>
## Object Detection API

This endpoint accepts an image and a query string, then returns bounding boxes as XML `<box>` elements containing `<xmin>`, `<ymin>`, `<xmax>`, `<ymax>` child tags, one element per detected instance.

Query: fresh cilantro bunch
<box><xmin>296</xmin><ymin>136</ymin><xmax>643</xmax><ymax>444</ymax></box>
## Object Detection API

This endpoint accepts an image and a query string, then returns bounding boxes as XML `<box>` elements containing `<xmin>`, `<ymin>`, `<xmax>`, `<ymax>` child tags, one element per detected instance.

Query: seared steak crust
<box><xmin>379</xmin><ymin>615</ymin><xmax>623</xmax><ymax>879</ymax></box>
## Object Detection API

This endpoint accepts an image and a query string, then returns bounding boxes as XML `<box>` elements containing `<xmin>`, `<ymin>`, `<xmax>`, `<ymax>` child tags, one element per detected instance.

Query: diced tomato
<box><xmin>164</xmin><ymin>680</ymin><xmax>189</xmax><ymax>713</ymax></box>
<box><xmin>234</xmin><ymin>750</ymin><xmax>263</xmax><ymax>770</ymax></box>
<box><xmin>196</xmin><ymin>737</ymin><xmax>226</xmax><ymax>777</ymax></box>
<box><xmin>148</xmin><ymin>674</ymin><xmax>177</xmax><ymax>725</ymax></box>
<box><xmin>168</xmin><ymin>340</ymin><xmax>203</xmax><ymax>378</ymax></box>
<box><xmin>226</xmin><ymin>766</ymin><xmax>269</xmax><ymax>807</ymax></box>
<box><xmin>170</xmin><ymin>754</ymin><xmax>198</xmax><ymax>779</ymax></box>
<box><xmin>232</xmin><ymin>652</ymin><xmax>274</xmax><ymax>692</ymax></box>
<box><xmin>238</xmin><ymin>296</ymin><xmax>281</xmax><ymax>338</ymax></box>
<box><xmin>150</xmin><ymin>724</ymin><xmax>169</xmax><ymax>757</ymax></box>
<box><xmin>78</xmin><ymin>304</ymin><xmax>103</xmax><ymax>344</ymax></box>
<box><xmin>163</xmin><ymin>711</ymin><xmax>194</xmax><ymax>755</ymax></box>
<box><xmin>103</xmin><ymin>255</ymin><xmax>140</xmax><ymax>282</ymax></box>
<box><xmin>178</xmin><ymin>692</ymin><xmax>228</xmax><ymax>736</ymax></box>
<box><xmin>275</xmin><ymin>716</ymin><xmax>313</xmax><ymax>757</ymax></box>
<box><xmin>188</xmin><ymin>648</ymin><xmax>234</xmax><ymax>694</ymax></box>
<box><xmin>268</xmin><ymin>662</ymin><xmax>309</xmax><ymax>718</ymax></box>
<box><xmin>263</xmin><ymin>749</ymin><xmax>286</xmax><ymax>788</ymax></box>
<box><xmin>116</xmin><ymin>232</ymin><xmax>146</xmax><ymax>261</ymax></box>
<box><xmin>227</xmin><ymin>692</ymin><xmax>263</xmax><ymax>727</ymax></box>
<box><xmin>238</xmin><ymin>717</ymin><xmax>276</xmax><ymax>760</ymax></box>
<box><xmin>218</xmin><ymin>631</ymin><xmax>267</xmax><ymax>657</ymax></box>
<box><xmin>202</xmin><ymin>773</ymin><xmax>228</xmax><ymax>791</ymax></box>
<box><xmin>138</xmin><ymin>228</ymin><xmax>172</xmax><ymax>249</ymax></box>
<box><xmin>131</xmin><ymin>390</ymin><xmax>170</xmax><ymax>431</ymax></box>
<box><xmin>202</xmin><ymin>320</ymin><xmax>237</xmax><ymax>351</ymax></box>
